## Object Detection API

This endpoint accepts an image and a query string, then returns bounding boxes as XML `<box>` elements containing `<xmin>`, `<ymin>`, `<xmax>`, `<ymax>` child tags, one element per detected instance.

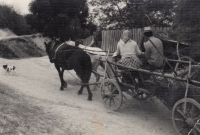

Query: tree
<box><xmin>0</xmin><ymin>4</ymin><xmax>31</xmax><ymax>35</ymax></box>
<box><xmin>89</xmin><ymin>0</ymin><xmax>175</xmax><ymax>29</ymax></box>
<box><xmin>170</xmin><ymin>0</ymin><xmax>200</xmax><ymax>44</ymax></box>
<box><xmin>27</xmin><ymin>0</ymin><xmax>92</xmax><ymax>41</ymax></box>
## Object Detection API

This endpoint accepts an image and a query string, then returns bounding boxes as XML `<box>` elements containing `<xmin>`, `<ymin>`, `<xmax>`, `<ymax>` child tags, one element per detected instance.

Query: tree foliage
<box><xmin>170</xmin><ymin>0</ymin><xmax>200</xmax><ymax>44</ymax></box>
<box><xmin>27</xmin><ymin>0</ymin><xmax>94</xmax><ymax>41</ymax></box>
<box><xmin>0</xmin><ymin>4</ymin><xmax>31</xmax><ymax>35</ymax></box>
<box><xmin>89</xmin><ymin>0</ymin><xmax>175</xmax><ymax>29</ymax></box>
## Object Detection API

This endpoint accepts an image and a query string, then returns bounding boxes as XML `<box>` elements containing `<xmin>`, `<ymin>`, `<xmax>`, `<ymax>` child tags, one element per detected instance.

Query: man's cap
<box><xmin>143</xmin><ymin>26</ymin><xmax>152</xmax><ymax>34</ymax></box>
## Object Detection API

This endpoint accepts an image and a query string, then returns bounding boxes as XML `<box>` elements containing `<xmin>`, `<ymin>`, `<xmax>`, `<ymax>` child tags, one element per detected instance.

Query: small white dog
<box><xmin>3</xmin><ymin>65</ymin><xmax>16</xmax><ymax>74</ymax></box>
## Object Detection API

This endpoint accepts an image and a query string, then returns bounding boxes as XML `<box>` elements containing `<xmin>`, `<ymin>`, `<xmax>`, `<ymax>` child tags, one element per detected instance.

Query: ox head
<box><xmin>44</xmin><ymin>37</ymin><xmax>61</xmax><ymax>63</ymax></box>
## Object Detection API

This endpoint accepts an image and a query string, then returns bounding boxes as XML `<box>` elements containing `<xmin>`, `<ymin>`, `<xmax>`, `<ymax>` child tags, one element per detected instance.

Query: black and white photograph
<box><xmin>0</xmin><ymin>0</ymin><xmax>199</xmax><ymax>135</ymax></box>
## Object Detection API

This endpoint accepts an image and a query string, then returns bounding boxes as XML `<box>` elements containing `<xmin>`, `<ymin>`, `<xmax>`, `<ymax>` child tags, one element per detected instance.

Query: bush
<box><xmin>170</xmin><ymin>0</ymin><xmax>200</xmax><ymax>46</ymax></box>
<box><xmin>0</xmin><ymin>4</ymin><xmax>31</xmax><ymax>35</ymax></box>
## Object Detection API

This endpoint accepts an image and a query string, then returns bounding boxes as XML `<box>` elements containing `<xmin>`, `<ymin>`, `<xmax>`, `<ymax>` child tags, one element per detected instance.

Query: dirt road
<box><xmin>0</xmin><ymin>56</ymin><xmax>177</xmax><ymax>135</ymax></box>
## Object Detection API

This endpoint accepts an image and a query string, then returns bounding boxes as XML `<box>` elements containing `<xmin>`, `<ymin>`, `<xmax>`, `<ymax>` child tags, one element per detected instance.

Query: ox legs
<box><xmin>55</xmin><ymin>64</ymin><xmax>67</xmax><ymax>90</ymax></box>
<box><xmin>78</xmin><ymin>85</ymin><xmax>93</xmax><ymax>101</ymax></box>
<box><xmin>86</xmin><ymin>85</ymin><xmax>92</xmax><ymax>101</ymax></box>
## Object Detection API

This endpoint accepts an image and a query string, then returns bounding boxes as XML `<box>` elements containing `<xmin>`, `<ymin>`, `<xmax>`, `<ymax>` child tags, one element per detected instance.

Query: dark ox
<box><xmin>44</xmin><ymin>39</ymin><xmax>93</xmax><ymax>101</ymax></box>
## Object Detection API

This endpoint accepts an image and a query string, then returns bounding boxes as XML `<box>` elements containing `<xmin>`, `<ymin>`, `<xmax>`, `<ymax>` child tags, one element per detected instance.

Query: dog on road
<box><xmin>3</xmin><ymin>65</ymin><xmax>16</xmax><ymax>74</ymax></box>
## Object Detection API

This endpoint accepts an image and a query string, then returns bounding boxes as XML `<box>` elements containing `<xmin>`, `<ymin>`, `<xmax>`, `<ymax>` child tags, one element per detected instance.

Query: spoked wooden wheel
<box><xmin>172</xmin><ymin>98</ymin><xmax>200</xmax><ymax>135</ymax></box>
<box><xmin>100</xmin><ymin>79</ymin><xmax>123</xmax><ymax>111</ymax></box>
<box><xmin>175</xmin><ymin>56</ymin><xmax>194</xmax><ymax>71</ymax></box>
<box><xmin>133</xmin><ymin>80</ymin><xmax>155</xmax><ymax>100</ymax></box>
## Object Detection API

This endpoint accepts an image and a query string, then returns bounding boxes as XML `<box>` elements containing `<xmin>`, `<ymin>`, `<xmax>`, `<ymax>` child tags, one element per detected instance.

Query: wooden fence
<box><xmin>83</xmin><ymin>27</ymin><xmax>170</xmax><ymax>53</ymax></box>
<box><xmin>102</xmin><ymin>27</ymin><xmax>170</xmax><ymax>52</ymax></box>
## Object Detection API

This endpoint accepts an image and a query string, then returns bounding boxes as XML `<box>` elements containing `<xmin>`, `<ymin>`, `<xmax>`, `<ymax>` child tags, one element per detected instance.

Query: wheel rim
<box><xmin>175</xmin><ymin>56</ymin><xmax>194</xmax><ymax>71</ymax></box>
<box><xmin>172</xmin><ymin>98</ymin><xmax>200</xmax><ymax>135</ymax></box>
<box><xmin>134</xmin><ymin>81</ymin><xmax>155</xmax><ymax>100</ymax></box>
<box><xmin>101</xmin><ymin>80</ymin><xmax>123</xmax><ymax>111</ymax></box>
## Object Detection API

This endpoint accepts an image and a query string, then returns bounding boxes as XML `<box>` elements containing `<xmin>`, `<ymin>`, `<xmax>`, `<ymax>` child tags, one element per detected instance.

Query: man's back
<box><xmin>144</xmin><ymin>36</ymin><xmax>164</xmax><ymax>67</ymax></box>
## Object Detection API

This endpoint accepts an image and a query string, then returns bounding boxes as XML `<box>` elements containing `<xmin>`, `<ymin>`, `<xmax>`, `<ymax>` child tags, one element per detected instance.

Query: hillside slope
<box><xmin>0</xmin><ymin>34</ymin><xmax>50</xmax><ymax>59</ymax></box>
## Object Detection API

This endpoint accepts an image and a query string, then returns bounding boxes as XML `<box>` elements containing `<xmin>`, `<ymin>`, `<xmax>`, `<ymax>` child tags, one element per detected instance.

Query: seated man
<box><xmin>140</xmin><ymin>26</ymin><xmax>165</xmax><ymax>80</ymax></box>
<box><xmin>142</xmin><ymin>26</ymin><xmax>164</xmax><ymax>70</ymax></box>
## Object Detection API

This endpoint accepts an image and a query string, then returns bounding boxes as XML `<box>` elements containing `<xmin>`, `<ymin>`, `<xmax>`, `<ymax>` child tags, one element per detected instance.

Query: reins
<box><xmin>81</xmin><ymin>48</ymin><xmax>108</xmax><ymax>53</ymax></box>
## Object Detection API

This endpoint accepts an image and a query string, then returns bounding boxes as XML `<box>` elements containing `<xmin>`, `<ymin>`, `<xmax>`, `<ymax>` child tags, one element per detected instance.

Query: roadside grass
<box><xmin>0</xmin><ymin>83</ymin><xmax>72</xmax><ymax>135</ymax></box>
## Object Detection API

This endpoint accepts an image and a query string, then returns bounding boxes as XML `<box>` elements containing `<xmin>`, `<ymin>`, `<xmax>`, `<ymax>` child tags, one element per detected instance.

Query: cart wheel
<box><xmin>134</xmin><ymin>80</ymin><xmax>155</xmax><ymax>100</ymax></box>
<box><xmin>175</xmin><ymin>56</ymin><xmax>194</xmax><ymax>71</ymax></box>
<box><xmin>172</xmin><ymin>98</ymin><xmax>200</xmax><ymax>135</ymax></box>
<box><xmin>100</xmin><ymin>79</ymin><xmax>123</xmax><ymax>111</ymax></box>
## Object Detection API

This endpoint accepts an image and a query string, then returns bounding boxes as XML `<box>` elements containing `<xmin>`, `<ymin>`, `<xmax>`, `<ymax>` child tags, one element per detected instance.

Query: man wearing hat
<box><xmin>142</xmin><ymin>26</ymin><xmax>164</xmax><ymax>69</ymax></box>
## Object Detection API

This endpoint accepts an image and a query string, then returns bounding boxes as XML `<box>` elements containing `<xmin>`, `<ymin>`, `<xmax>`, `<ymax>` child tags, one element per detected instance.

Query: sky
<box><xmin>0</xmin><ymin>0</ymin><xmax>94</xmax><ymax>15</ymax></box>
<box><xmin>0</xmin><ymin>0</ymin><xmax>32</xmax><ymax>15</ymax></box>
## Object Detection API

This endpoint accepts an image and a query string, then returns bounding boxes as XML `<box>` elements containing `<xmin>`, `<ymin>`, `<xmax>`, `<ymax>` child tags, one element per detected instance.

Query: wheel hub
<box><xmin>108</xmin><ymin>92</ymin><xmax>113</xmax><ymax>98</ymax></box>
<box><xmin>102</xmin><ymin>92</ymin><xmax>114</xmax><ymax>99</ymax></box>
<box><xmin>186</xmin><ymin>118</ymin><xmax>195</xmax><ymax>127</ymax></box>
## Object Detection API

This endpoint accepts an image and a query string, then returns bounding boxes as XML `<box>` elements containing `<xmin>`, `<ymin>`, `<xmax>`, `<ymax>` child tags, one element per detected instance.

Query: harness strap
<box><xmin>148</xmin><ymin>38</ymin><xmax>177</xmax><ymax>75</ymax></box>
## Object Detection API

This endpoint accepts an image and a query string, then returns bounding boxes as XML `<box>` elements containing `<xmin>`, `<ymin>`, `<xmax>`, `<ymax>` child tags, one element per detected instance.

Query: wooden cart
<box><xmin>96</xmin><ymin>37</ymin><xmax>200</xmax><ymax>135</ymax></box>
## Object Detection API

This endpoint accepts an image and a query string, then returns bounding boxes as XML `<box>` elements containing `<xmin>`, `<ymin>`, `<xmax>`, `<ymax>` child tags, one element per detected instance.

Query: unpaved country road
<box><xmin>0</xmin><ymin>56</ymin><xmax>177</xmax><ymax>135</ymax></box>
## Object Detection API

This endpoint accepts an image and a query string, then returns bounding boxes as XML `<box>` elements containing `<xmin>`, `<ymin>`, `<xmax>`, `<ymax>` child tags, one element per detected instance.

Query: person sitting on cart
<box><xmin>141</xmin><ymin>26</ymin><xmax>164</xmax><ymax>70</ymax></box>
<box><xmin>112</xmin><ymin>30</ymin><xmax>144</xmax><ymax>84</ymax></box>
<box><xmin>112</xmin><ymin>30</ymin><xmax>144</xmax><ymax>68</ymax></box>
